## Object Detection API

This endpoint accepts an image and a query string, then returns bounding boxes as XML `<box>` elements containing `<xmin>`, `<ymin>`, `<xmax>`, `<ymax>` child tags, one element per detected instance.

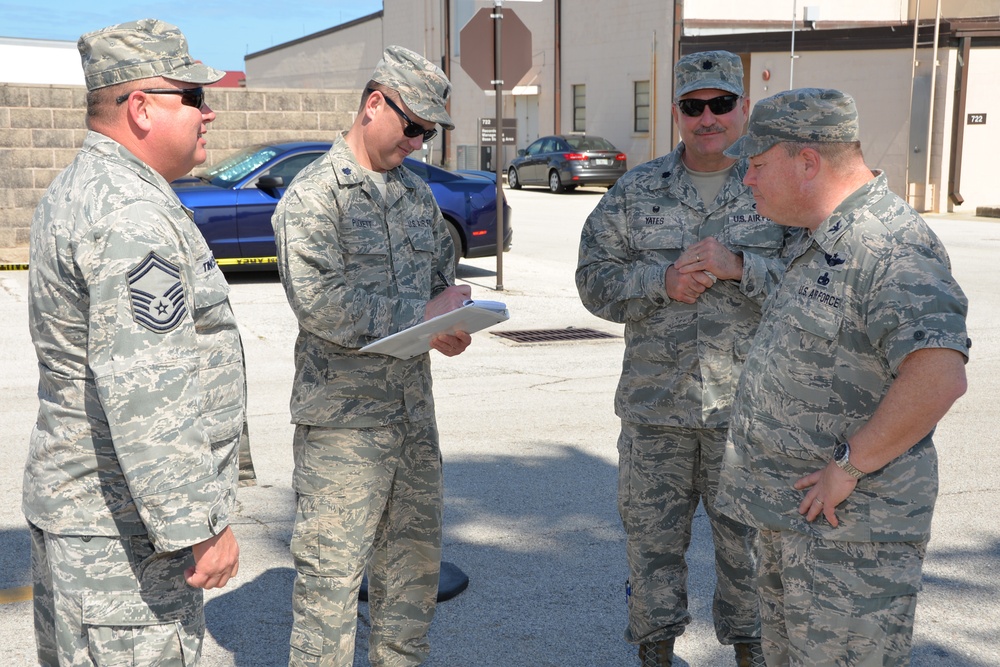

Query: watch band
<box><xmin>834</xmin><ymin>441</ymin><xmax>866</xmax><ymax>479</ymax></box>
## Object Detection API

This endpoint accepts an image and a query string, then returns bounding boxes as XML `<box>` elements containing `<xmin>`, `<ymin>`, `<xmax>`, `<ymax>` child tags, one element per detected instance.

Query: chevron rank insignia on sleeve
<box><xmin>127</xmin><ymin>252</ymin><xmax>187</xmax><ymax>333</ymax></box>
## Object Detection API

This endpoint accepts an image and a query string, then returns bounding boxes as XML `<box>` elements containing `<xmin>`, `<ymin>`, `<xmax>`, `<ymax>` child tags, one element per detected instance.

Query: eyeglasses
<box><xmin>368</xmin><ymin>88</ymin><xmax>438</xmax><ymax>142</ymax></box>
<box><xmin>676</xmin><ymin>94</ymin><xmax>740</xmax><ymax>118</ymax></box>
<box><xmin>116</xmin><ymin>87</ymin><xmax>206</xmax><ymax>109</ymax></box>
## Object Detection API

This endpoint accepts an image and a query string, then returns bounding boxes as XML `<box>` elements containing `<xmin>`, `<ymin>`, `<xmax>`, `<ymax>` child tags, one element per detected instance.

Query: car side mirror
<box><xmin>256</xmin><ymin>175</ymin><xmax>284</xmax><ymax>198</ymax></box>
<box><xmin>517</xmin><ymin>149</ymin><xmax>526</xmax><ymax>157</ymax></box>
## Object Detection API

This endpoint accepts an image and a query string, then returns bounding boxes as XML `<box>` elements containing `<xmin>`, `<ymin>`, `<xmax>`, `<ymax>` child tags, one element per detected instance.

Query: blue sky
<box><xmin>0</xmin><ymin>1</ymin><xmax>384</xmax><ymax>72</ymax></box>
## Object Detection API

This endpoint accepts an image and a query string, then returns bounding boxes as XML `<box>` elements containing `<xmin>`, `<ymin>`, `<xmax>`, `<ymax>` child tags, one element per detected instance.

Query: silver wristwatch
<box><xmin>833</xmin><ymin>441</ymin><xmax>866</xmax><ymax>479</ymax></box>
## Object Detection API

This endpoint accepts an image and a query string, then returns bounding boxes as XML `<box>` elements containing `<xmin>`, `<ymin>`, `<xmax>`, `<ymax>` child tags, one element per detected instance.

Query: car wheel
<box><xmin>507</xmin><ymin>167</ymin><xmax>521</xmax><ymax>189</ymax></box>
<box><xmin>447</xmin><ymin>221</ymin><xmax>463</xmax><ymax>271</ymax></box>
<box><xmin>548</xmin><ymin>170</ymin><xmax>564</xmax><ymax>194</ymax></box>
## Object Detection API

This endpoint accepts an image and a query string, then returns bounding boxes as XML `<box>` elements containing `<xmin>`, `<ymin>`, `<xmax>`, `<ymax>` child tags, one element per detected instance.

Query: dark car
<box><xmin>171</xmin><ymin>142</ymin><xmax>512</xmax><ymax>269</ymax></box>
<box><xmin>506</xmin><ymin>134</ymin><xmax>627</xmax><ymax>193</ymax></box>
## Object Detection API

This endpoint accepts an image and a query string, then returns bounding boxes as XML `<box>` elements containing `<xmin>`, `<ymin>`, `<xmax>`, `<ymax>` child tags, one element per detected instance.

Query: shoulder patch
<box><xmin>127</xmin><ymin>252</ymin><xmax>187</xmax><ymax>333</ymax></box>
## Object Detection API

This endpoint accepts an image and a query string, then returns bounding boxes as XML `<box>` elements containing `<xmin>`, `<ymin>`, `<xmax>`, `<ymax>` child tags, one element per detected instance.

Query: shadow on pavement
<box><xmin>205</xmin><ymin>566</ymin><xmax>294</xmax><ymax>666</ymax></box>
<box><xmin>456</xmin><ymin>264</ymin><xmax>496</xmax><ymax>280</ymax></box>
<box><xmin>915</xmin><ymin>536</ymin><xmax>1000</xmax><ymax>666</ymax></box>
<box><xmin>222</xmin><ymin>269</ymin><xmax>282</xmax><ymax>285</ymax></box>
<box><xmin>201</xmin><ymin>446</ymin><xmax>1000</xmax><ymax>666</ymax></box>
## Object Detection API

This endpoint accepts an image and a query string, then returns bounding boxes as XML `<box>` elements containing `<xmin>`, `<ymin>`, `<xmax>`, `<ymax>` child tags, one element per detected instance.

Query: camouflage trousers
<box><xmin>757</xmin><ymin>528</ymin><xmax>926</xmax><ymax>666</ymax></box>
<box><xmin>617</xmin><ymin>423</ymin><xmax>760</xmax><ymax>646</ymax></box>
<box><xmin>28</xmin><ymin>522</ymin><xmax>204</xmax><ymax>667</ymax></box>
<box><xmin>288</xmin><ymin>422</ymin><xmax>443</xmax><ymax>667</ymax></box>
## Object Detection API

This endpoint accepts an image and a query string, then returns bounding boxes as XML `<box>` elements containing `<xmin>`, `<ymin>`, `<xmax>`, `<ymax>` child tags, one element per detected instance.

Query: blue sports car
<box><xmin>171</xmin><ymin>141</ymin><xmax>512</xmax><ymax>269</ymax></box>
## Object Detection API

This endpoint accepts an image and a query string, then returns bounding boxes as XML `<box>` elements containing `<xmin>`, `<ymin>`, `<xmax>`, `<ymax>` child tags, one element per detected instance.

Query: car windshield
<box><xmin>197</xmin><ymin>145</ymin><xmax>279</xmax><ymax>187</ymax></box>
<box><xmin>565</xmin><ymin>136</ymin><xmax>617</xmax><ymax>152</ymax></box>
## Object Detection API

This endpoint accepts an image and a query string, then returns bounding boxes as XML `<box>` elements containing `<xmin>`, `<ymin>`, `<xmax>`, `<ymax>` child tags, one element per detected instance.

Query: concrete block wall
<box><xmin>0</xmin><ymin>83</ymin><xmax>358</xmax><ymax>248</ymax></box>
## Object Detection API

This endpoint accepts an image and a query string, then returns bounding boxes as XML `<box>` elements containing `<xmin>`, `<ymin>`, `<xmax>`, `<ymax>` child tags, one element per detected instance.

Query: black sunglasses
<box><xmin>116</xmin><ymin>87</ymin><xmax>206</xmax><ymax>109</ymax></box>
<box><xmin>368</xmin><ymin>88</ymin><xmax>438</xmax><ymax>142</ymax></box>
<box><xmin>676</xmin><ymin>94</ymin><xmax>740</xmax><ymax>117</ymax></box>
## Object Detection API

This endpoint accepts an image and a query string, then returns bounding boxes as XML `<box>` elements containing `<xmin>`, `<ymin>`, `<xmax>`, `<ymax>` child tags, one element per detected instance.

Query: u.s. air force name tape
<box><xmin>0</xmin><ymin>263</ymin><xmax>29</xmax><ymax>271</ymax></box>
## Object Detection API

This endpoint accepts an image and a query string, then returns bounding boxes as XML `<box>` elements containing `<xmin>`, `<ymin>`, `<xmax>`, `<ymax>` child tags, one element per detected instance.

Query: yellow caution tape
<box><xmin>1</xmin><ymin>257</ymin><xmax>277</xmax><ymax>271</ymax></box>
<box><xmin>216</xmin><ymin>257</ymin><xmax>277</xmax><ymax>267</ymax></box>
<box><xmin>0</xmin><ymin>586</ymin><xmax>32</xmax><ymax>603</ymax></box>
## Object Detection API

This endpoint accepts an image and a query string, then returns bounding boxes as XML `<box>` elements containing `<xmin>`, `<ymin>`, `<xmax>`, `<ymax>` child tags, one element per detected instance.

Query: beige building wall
<box><xmin>911</xmin><ymin>0</ymin><xmax>1000</xmax><ymax>20</ymax></box>
<box><xmin>747</xmin><ymin>42</ymin><xmax>1000</xmax><ymax>213</ymax></box>
<box><xmin>744</xmin><ymin>45</ymin><xmax>976</xmax><ymax>213</ymax></box>
<box><xmin>0</xmin><ymin>38</ymin><xmax>85</xmax><ymax>86</ymax></box>
<box><xmin>560</xmin><ymin>1</ymin><xmax>675</xmax><ymax>165</ymax></box>
<box><xmin>245</xmin><ymin>15</ymin><xmax>385</xmax><ymax>90</ymax></box>
<box><xmin>237</xmin><ymin>1</ymin><xmax>996</xmax><ymax>211</ymax></box>
<box><xmin>745</xmin><ymin>48</ymin><xmax>919</xmax><ymax>197</ymax></box>
<box><xmin>241</xmin><ymin>1</ymin><xmax>677</xmax><ymax>172</ymax></box>
<box><xmin>686</xmin><ymin>0</ymin><xmax>998</xmax><ymax>24</ymax></box>
<box><xmin>686</xmin><ymin>0</ymin><xmax>904</xmax><ymax>24</ymax></box>
<box><xmin>446</xmin><ymin>0</ymin><xmax>556</xmax><ymax>171</ymax></box>
<box><xmin>951</xmin><ymin>45</ymin><xmax>999</xmax><ymax>214</ymax></box>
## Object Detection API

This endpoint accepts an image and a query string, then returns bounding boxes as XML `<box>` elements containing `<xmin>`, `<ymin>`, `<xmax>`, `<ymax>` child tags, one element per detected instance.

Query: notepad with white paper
<box><xmin>359</xmin><ymin>299</ymin><xmax>509</xmax><ymax>360</ymax></box>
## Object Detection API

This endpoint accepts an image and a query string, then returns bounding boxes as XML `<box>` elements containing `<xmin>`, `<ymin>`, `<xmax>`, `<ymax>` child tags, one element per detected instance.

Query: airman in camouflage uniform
<box><xmin>576</xmin><ymin>51</ymin><xmax>791</xmax><ymax>667</ymax></box>
<box><xmin>24</xmin><ymin>19</ymin><xmax>253</xmax><ymax>667</ymax></box>
<box><xmin>718</xmin><ymin>88</ymin><xmax>970</xmax><ymax>666</ymax></box>
<box><xmin>271</xmin><ymin>46</ymin><xmax>471</xmax><ymax>667</ymax></box>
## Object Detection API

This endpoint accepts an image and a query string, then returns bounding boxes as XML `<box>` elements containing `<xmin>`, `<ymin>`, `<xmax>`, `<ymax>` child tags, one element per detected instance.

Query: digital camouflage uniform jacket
<box><xmin>718</xmin><ymin>172</ymin><xmax>970</xmax><ymax>543</ymax></box>
<box><xmin>271</xmin><ymin>134</ymin><xmax>454</xmax><ymax>428</ymax></box>
<box><xmin>24</xmin><ymin>131</ymin><xmax>247</xmax><ymax>552</ymax></box>
<box><xmin>576</xmin><ymin>144</ymin><xmax>793</xmax><ymax>428</ymax></box>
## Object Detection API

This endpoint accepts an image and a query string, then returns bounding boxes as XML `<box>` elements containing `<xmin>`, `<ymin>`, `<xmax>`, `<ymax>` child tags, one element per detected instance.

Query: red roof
<box><xmin>209</xmin><ymin>71</ymin><xmax>246</xmax><ymax>88</ymax></box>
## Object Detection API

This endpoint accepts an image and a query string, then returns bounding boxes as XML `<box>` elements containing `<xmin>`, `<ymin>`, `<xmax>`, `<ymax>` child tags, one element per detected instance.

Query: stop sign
<box><xmin>459</xmin><ymin>7</ymin><xmax>532</xmax><ymax>91</ymax></box>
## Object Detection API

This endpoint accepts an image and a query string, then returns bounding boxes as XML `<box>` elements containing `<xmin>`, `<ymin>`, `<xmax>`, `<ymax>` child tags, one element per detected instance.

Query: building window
<box><xmin>573</xmin><ymin>84</ymin><xmax>586</xmax><ymax>132</ymax></box>
<box><xmin>634</xmin><ymin>80</ymin><xmax>650</xmax><ymax>133</ymax></box>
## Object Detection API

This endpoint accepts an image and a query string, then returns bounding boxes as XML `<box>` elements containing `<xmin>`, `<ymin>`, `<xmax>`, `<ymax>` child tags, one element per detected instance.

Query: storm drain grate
<box><xmin>491</xmin><ymin>328</ymin><xmax>619</xmax><ymax>344</ymax></box>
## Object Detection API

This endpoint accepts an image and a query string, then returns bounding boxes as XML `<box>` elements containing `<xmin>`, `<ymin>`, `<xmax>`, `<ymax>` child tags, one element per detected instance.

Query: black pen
<box><xmin>437</xmin><ymin>270</ymin><xmax>452</xmax><ymax>287</ymax></box>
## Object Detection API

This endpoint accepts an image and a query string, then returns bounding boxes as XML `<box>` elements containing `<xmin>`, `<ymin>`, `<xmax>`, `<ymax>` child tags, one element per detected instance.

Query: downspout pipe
<box><xmin>922</xmin><ymin>0</ymin><xmax>942</xmax><ymax>212</ymax></box>
<box><xmin>441</xmin><ymin>0</ymin><xmax>450</xmax><ymax>167</ymax></box>
<box><xmin>554</xmin><ymin>0</ymin><xmax>561</xmax><ymax>135</ymax></box>
<box><xmin>948</xmin><ymin>36</ymin><xmax>970</xmax><ymax>206</ymax></box>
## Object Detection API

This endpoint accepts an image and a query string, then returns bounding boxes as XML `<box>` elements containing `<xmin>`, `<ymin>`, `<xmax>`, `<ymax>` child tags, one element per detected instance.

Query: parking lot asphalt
<box><xmin>0</xmin><ymin>186</ymin><xmax>998</xmax><ymax>666</ymax></box>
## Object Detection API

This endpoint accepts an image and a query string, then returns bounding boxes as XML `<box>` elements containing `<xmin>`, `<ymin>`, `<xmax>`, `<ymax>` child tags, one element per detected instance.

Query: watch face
<box><xmin>834</xmin><ymin>442</ymin><xmax>848</xmax><ymax>461</ymax></box>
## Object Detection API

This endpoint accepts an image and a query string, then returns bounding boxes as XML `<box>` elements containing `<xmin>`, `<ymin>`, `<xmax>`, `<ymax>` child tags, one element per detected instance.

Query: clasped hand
<box><xmin>667</xmin><ymin>238</ymin><xmax>740</xmax><ymax>303</ymax></box>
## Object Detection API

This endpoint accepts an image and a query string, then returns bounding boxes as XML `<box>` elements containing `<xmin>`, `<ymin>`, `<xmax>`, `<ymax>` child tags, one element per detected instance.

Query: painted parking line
<box><xmin>0</xmin><ymin>586</ymin><xmax>32</xmax><ymax>603</ymax></box>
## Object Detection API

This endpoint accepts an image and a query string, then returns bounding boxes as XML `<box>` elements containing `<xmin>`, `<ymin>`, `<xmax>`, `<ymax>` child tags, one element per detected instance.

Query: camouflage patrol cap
<box><xmin>78</xmin><ymin>18</ymin><xmax>224</xmax><ymax>92</ymax></box>
<box><xmin>371</xmin><ymin>45</ymin><xmax>454</xmax><ymax>130</ymax></box>
<box><xmin>674</xmin><ymin>50</ymin><xmax>744</xmax><ymax>100</ymax></box>
<box><xmin>725</xmin><ymin>88</ymin><xmax>861</xmax><ymax>159</ymax></box>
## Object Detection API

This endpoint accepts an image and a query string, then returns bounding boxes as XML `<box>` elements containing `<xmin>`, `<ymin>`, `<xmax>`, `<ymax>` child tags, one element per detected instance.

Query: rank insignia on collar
<box><xmin>342</xmin><ymin>167</ymin><xmax>352</xmax><ymax>175</ymax></box>
<box><xmin>127</xmin><ymin>252</ymin><xmax>186</xmax><ymax>334</ymax></box>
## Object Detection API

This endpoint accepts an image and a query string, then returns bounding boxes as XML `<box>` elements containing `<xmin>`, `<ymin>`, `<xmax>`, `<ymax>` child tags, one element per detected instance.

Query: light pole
<box><xmin>790</xmin><ymin>0</ymin><xmax>798</xmax><ymax>89</ymax></box>
<box><xmin>492</xmin><ymin>0</ymin><xmax>505</xmax><ymax>290</ymax></box>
